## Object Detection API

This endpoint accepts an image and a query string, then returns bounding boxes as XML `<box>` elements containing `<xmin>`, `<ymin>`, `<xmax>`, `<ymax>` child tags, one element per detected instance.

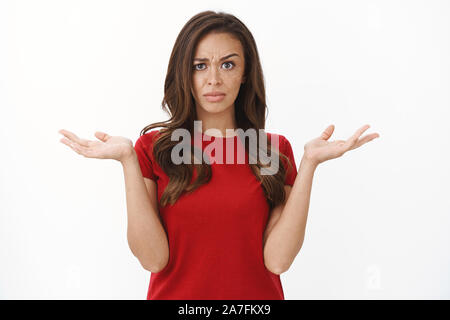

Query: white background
<box><xmin>1</xmin><ymin>0</ymin><xmax>449</xmax><ymax>299</ymax></box>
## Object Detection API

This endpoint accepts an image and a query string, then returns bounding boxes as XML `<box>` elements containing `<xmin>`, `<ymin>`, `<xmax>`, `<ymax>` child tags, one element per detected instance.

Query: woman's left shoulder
<box><xmin>265</xmin><ymin>131</ymin><xmax>291</xmax><ymax>148</ymax></box>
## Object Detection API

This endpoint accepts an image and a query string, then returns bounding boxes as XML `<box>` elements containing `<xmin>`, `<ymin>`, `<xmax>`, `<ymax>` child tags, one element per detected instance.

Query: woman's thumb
<box><xmin>320</xmin><ymin>124</ymin><xmax>334</xmax><ymax>141</ymax></box>
<box><xmin>95</xmin><ymin>131</ymin><xmax>109</xmax><ymax>142</ymax></box>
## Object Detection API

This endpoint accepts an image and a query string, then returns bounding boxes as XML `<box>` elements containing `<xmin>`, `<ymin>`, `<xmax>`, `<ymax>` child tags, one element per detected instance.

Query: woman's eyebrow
<box><xmin>193</xmin><ymin>53</ymin><xmax>239</xmax><ymax>62</ymax></box>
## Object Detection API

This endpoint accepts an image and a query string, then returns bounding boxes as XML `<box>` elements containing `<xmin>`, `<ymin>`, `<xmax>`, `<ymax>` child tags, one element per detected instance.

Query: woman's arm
<box><xmin>263</xmin><ymin>124</ymin><xmax>379</xmax><ymax>274</ymax></box>
<box><xmin>121</xmin><ymin>150</ymin><xmax>169</xmax><ymax>273</ymax></box>
<box><xmin>263</xmin><ymin>157</ymin><xmax>317</xmax><ymax>275</ymax></box>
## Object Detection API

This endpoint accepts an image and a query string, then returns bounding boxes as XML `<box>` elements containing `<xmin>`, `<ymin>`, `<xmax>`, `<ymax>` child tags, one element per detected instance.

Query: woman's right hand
<box><xmin>58</xmin><ymin>129</ymin><xmax>134</xmax><ymax>162</ymax></box>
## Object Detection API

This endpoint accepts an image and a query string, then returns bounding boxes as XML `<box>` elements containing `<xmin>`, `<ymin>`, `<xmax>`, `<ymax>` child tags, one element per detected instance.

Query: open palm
<box><xmin>58</xmin><ymin>129</ymin><xmax>133</xmax><ymax>161</ymax></box>
<box><xmin>303</xmin><ymin>124</ymin><xmax>380</xmax><ymax>166</ymax></box>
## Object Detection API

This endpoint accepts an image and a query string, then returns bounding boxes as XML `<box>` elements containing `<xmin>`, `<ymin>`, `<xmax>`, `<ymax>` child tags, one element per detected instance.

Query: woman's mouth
<box><xmin>204</xmin><ymin>94</ymin><xmax>225</xmax><ymax>102</ymax></box>
<box><xmin>203</xmin><ymin>91</ymin><xmax>226</xmax><ymax>102</ymax></box>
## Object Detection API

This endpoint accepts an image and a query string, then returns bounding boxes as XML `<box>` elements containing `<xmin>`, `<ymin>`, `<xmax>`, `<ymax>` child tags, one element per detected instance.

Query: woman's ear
<box><xmin>241</xmin><ymin>76</ymin><xmax>246</xmax><ymax>83</ymax></box>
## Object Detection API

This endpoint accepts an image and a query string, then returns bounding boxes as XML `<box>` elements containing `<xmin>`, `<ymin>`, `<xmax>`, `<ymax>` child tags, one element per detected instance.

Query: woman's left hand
<box><xmin>303</xmin><ymin>124</ymin><xmax>380</xmax><ymax>166</ymax></box>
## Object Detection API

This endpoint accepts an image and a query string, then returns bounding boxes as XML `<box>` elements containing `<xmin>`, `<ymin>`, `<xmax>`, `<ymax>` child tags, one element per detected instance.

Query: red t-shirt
<box><xmin>134</xmin><ymin>129</ymin><xmax>298</xmax><ymax>300</ymax></box>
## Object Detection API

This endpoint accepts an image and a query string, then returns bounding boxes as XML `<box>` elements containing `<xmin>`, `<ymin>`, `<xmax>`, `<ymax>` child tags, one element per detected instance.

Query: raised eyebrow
<box><xmin>193</xmin><ymin>53</ymin><xmax>239</xmax><ymax>62</ymax></box>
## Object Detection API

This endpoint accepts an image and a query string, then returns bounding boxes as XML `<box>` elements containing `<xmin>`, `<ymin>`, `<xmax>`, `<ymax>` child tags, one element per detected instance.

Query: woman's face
<box><xmin>191</xmin><ymin>32</ymin><xmax>246</xmax><ymax>115</ymax></box>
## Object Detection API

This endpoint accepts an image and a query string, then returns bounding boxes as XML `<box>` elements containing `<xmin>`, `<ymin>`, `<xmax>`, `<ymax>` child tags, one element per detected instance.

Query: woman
<box><xmin>58</xmin><ymin>11</ymin><xmax>379</xmax><ymax>300</ymax></box>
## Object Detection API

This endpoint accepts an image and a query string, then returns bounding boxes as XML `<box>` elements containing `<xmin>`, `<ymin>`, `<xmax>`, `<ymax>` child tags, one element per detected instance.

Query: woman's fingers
<box><xmin>59</xmin><ymin>136</ymin><xmax>91</xmax><ymax>157</ymax></box>
<box><xmin>58</xmin><ymin>129</ymin><xmax>98</xmax><ymax>157</ymax></box>
<box><xmin>344</xmin><ymin>124</ymin><xmax>370</xmax><ymax>149</ymax></box>
<box><xmin>349</xmin><ymin>133</ymin><xmax>380</xmax><ymax>150</ymax></box>
<box><xmin>59</xmin><ymin>137</ymin><xmax>73</xmax><ymax>148</ymax></box>
<box><xmin>58</xmin><ymin>129</ymin><xmax>91</xmax><ymax>147</ymax></box>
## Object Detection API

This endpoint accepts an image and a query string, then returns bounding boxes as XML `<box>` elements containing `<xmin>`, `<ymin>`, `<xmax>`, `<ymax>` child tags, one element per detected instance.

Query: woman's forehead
<box><xmin>194</xmin><ymin>33</ymin><xmax>243</xmax><ymax>57</ymax></box>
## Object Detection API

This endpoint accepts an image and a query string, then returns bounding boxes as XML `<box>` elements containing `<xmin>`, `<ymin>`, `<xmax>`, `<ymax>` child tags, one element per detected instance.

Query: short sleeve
<box><xmin>134</xmin><ymin>132</ymin><xmax>158</xmax><ymax>181</ymax></box>
<box><xmin>280</xmin><ymin>135</ymin><xmax>298</xmax><ymax>186</ymax></box>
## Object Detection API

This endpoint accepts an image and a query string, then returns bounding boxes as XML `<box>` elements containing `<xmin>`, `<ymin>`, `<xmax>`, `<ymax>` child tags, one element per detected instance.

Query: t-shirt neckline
<box><xmin>195</xmin><ymin>129</ymin><xmax>239</xmax><ymax>140</ymax></box>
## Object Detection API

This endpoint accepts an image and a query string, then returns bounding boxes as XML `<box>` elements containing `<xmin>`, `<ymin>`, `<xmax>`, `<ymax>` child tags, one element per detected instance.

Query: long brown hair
<box><xmin>140</xmin><ymin>10</ymin><xmax>293</xmax><ymax>210</ymax></box>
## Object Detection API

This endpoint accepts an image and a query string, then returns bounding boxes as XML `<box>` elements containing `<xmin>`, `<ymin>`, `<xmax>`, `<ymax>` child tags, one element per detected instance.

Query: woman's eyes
<box><xmin>193</xmin><ymin>61</ymin><xmax>235</xmax><ymax>71</ymax></box>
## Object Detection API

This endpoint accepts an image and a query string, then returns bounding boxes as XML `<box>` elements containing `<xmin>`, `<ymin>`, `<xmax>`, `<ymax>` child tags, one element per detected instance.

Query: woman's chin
<box><xmin>200</xmin><ymin>103</ymin><xmax>232</xmax><ymax>113</ymax></box>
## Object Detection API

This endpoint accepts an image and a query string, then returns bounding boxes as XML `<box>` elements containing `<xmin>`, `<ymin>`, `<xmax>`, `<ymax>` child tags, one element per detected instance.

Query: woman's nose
<box><xmin>207</xmin><ymin>67</ymin><xmax>222</xmax><ymax>85</ymax></box>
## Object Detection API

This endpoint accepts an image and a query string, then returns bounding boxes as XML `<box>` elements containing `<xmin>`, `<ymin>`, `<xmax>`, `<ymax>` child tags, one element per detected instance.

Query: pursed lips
<box><xmin>203</xmin><ymin>92</ymin><xmax>226</xmax><ymax>96</ymax></box>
